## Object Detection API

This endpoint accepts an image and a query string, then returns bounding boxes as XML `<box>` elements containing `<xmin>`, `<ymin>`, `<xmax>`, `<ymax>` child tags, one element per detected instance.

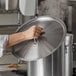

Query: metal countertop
<box><xmin>0</xmin><ymin>71</ymin><xmax>27</xmax><ymax>76</ymax></box>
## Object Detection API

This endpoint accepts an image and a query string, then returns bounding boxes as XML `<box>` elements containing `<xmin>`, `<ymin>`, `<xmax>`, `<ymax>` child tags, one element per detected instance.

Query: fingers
<box><xmin>34</xmin><ymin>32</ymin><xmax>40</xmax><ymax>39</ymax></box>
<box><xmin>35</xmin><ymin>26</ymin><xmax>43</xmax><ymax>32</ymax></box>
<box><xmin>32</xmin><ymin>25</ymin><xmax>43</xmax><ymax>31</ymax></box>
<box><xmin>23</xmin><ymin>25</ymin><xmax>43</xmax><ymax>40</ymax></box>
<box><xmin>33</xmin><ymin>25</ymin><xmax>43</xmax><ymax>39</ymax></box>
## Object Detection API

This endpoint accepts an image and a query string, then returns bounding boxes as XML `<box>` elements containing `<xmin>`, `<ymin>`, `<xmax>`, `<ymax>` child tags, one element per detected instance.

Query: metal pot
<box><xmin>27</xmin><ymin>34</ymin><xmax>73</xmax><ymax>76</ymax></box>
<box><xmin>13</xmin><ymin>16</ymin><xmax>66</xmax><ymax>61</ymax></box>
<box><xmin>0</xmin><ymin>0</ymin><xmax>18</xmax><ymax>10</ymax></box>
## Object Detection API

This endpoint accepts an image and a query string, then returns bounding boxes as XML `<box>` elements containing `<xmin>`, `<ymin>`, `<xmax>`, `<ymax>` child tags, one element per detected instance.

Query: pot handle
<box><xmin>33</xmin><ymin>31</ymin><xmax>45</xmax><ymax>44</ymax></box>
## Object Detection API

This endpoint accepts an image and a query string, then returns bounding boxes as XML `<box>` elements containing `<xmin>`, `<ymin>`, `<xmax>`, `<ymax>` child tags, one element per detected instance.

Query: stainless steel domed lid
<box><xmin>12</xmin><ymin>16</ymin><xmax>66</xmax><ymax>61</ymax></box>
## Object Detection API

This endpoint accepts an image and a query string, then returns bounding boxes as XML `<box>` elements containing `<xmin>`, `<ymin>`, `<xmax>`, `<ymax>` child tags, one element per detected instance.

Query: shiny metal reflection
<box><xmin>13</xmin><ymin>16</ymin><xmax>66</xmax><ymax>61</ymax></box>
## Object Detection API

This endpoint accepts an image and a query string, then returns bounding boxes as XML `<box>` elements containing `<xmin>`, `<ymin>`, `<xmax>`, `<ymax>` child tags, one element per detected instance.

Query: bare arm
<box><xmin>6</xmin><ymin>26</ymin><xmax>42</xmax><ymax>48</ymax></box>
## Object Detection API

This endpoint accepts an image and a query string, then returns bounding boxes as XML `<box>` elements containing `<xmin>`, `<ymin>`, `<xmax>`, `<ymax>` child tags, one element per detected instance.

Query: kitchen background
<box><xmin>0</xmin><ymin>0</ymin><xmax>75</xmax><ymax>75</ymax></box>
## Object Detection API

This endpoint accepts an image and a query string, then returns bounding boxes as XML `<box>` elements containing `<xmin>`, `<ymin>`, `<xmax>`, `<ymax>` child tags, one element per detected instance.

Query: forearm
<box><xmin>5</xmin><ymin>26</ymin><xmax>42</xmax><ymax>48</ymax></box>
<box><xmin>6</xmin><ymin>31</ymin><xmax>27</xmax><ymax>48</ymax></box>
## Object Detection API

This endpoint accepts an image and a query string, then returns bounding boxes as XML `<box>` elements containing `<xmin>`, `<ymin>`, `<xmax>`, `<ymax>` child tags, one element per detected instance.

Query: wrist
<box><xmin>22</xmin><ymin>31</ymin><xmax>27</xmax><ymax>40</ymax></box>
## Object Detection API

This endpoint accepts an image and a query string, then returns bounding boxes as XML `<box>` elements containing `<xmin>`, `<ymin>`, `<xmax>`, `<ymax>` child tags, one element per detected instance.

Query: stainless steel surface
<box><xmin>19</xmin><ymin>0</ymin><xmax>36</xmax><ymax>16</ymax></box>
<box><xmin>0</xmin><ymin>71</ymin><xmax>23</xmax><ymax>76</ymax></box>
<box><xmin>0</xmin><ymin>0</ymin><xmax>18</xmax><ymax>10</ymax></box>
<box><xmin>65</xmin><ymin>34</ymin><xmax>73</xmax><ymax>76</ymax></box>
<box><xmin>27</xmin><ymin>55</ymin><xmax>52</xmax><ymax>76</ymax></box>
<box><xmin>27</xmin><ymin>43</ymin><xmax>64</xmax><ymax>76</ymax></box>
<box><xmin>13</xmin><ymin>16</ymin><xmax>66</xmax><ymax>61</ymax></box>
<box><xmin>6</xmin><ymin>0</ymin><xmax>18</xmax><ymax>10</ymax></box>
<box><xmin>67</xmin><ymin>6</ymin><xmax>72</xmax><ymax>32</ymax></box>
<box><xmin>27</xmin><ymin>34</ymin><xmax>73</xmax><ymax>76</ymax></box>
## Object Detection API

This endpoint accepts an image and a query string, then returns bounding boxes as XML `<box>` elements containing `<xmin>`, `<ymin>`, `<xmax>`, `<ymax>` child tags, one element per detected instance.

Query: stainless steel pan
<box><xmin>13</xmin><ymin>16</ymin><xmax>66</xmax><ymax>61</ymax></box>
<box><xmin>19</xmin><ymin>0</ymin><xmax>36</xmax><ymax>16</ymax></box>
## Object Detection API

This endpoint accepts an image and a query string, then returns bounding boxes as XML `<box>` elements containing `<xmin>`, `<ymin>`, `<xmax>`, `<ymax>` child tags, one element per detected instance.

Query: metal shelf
<box><xmin>0</xmin><ymin>9</ymin><xmax>19</xmax><ymax>14</ymax></box>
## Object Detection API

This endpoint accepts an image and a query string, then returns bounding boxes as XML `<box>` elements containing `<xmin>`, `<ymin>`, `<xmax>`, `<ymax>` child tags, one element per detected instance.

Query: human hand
<box><xmin>23</xmin><ymin>26</ymin><xmax>43</xmax><ymax>40</ymax></box>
